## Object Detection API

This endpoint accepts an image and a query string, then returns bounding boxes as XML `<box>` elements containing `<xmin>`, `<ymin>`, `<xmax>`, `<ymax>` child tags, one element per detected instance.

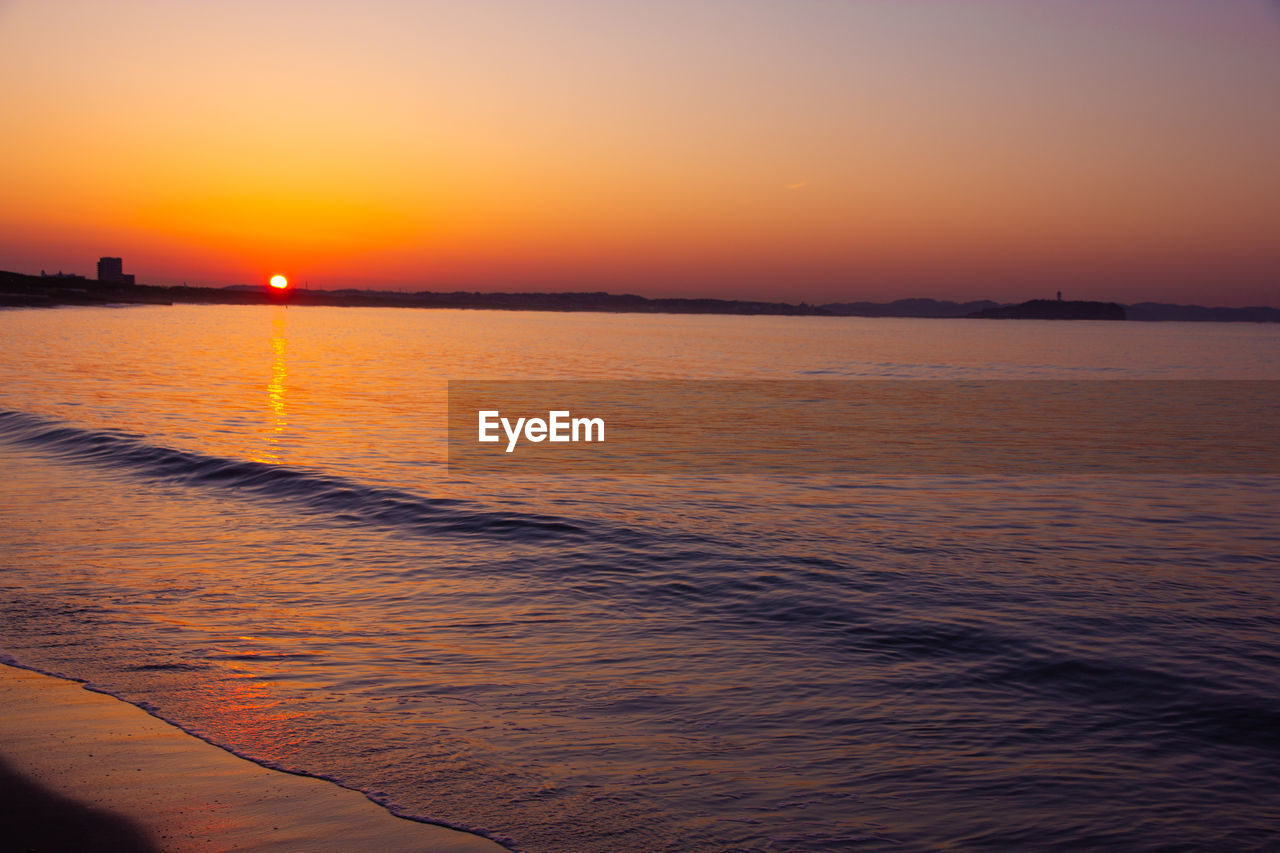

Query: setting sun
<box><xmin>269</xmin><ymin>275</ymin><xmax>288</xmax><ymax>290</ymax></box>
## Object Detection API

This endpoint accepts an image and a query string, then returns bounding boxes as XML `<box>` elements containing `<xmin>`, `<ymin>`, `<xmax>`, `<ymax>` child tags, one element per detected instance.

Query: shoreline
<box><xmin>0</xmin><ymin>662</ymin><xmax>508</xmax><ymax>852</ymax></box>
<box><xmin>4</xmin><ymin>269</ymin><xmax>1278</xmax><ymax>322</ymax></box>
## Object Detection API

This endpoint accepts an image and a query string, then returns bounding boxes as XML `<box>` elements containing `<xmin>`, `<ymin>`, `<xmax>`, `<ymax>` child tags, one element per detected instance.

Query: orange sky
<box><xmin>2</xmin><ymin>0</ymin><xmax>1278</xmax><ymax>305</ymax></box>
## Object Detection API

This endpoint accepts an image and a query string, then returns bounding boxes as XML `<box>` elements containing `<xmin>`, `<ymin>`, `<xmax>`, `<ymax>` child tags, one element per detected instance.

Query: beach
<box><xmin>0</xmin><ymin>663</ymin><xmax>504</xmax><ymax>852</ymax></box>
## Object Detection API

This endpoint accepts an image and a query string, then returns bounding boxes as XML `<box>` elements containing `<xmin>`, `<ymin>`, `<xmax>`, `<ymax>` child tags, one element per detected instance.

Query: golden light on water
<box><xmin>269</xmin><ymin>275</ymin><xmax>288</xmax><ymax>290</ymax></box>
<box><xmin>252</xmin><ymin>308</ymin><xmax>289</xmax><ymax>465</ymax></box>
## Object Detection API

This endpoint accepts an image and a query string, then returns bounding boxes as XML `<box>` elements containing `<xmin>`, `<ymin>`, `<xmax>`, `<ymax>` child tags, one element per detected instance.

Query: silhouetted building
<box><xmin>98</xmin><ymin>257</ymin><xmax>120</xmax><ymax>279</ymax></box>
<box><xmin>41</xmin><ymin>269</ymin><xmax>86</xmax><ymax>280</ymax></box>
<box><xmin>97</xmin><ymin>257</ymin><xmax>135</xmax><ymax>285</ymax></box>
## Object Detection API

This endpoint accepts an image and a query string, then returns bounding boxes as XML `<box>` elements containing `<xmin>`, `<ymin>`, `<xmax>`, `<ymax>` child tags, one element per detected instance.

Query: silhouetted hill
<box><xmin>971</xmin><ymin>299</ymin><xmax>1126</xmax><ymax>320</ymax></box>
<box><xmin>820</xmin><ymin>298</ymin><xmax>1000</xmax><ymax>317</ymax></box>
<box><xmin>383</xmin><ymin>290</ymin><xmax>827</xmax><ymax>314</ymax></box>
<box><xmin>1125</xmin><ymin>302</ymin><xmax>1280</xmax><ymax>323</ymax></box>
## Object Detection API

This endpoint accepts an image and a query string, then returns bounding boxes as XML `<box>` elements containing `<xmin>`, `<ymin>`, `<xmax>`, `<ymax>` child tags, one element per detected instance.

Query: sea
<box><xmin>0</xmin><ymin>304</ymin><xmax>1277</xmax><ymax>851</ymax></box>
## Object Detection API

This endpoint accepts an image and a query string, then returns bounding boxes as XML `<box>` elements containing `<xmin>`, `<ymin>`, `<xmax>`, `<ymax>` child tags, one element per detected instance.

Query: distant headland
<box><xmin>970</xmin><ymin>299</ymin><xmax>1125</xmax><ymax>321</ymax></box>
<box><xmin>1</xmin><ymin>268</ymin><xmax>1276</xmax><ymax>322</ymax></box>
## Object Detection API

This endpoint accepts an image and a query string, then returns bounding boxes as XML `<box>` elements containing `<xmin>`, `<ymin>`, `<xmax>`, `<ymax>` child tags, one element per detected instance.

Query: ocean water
<box><xmin>0</xmin><ymin>304</ymin><xmax>1278</xmax><ymax>851</ymax></box>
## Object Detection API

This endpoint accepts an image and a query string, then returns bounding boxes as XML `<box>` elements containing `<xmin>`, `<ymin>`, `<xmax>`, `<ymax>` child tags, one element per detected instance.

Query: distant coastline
<box><xmin>1</xmin><ymin>269</ymin><xmax>1276</xmax><ymax>322</ymax></box>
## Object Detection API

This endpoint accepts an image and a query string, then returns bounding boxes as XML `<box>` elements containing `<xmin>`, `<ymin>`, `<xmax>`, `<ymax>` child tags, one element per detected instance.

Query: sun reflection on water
<box><xmin>255</xmin><ymin>308</ymin><xmax>289</xmax><ymax>463</ymax></box>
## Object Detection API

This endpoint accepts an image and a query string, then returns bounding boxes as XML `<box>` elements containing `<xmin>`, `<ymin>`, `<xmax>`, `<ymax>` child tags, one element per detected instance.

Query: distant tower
<box><xmin>1057</xmin><ymin>290</ymin><xmax>1062</xmax><ymax>301</ymax></box>
<box><xmin>97</xmin><ymin>257</ymin><xmax>134</xmax><ymax>284</ymax></box>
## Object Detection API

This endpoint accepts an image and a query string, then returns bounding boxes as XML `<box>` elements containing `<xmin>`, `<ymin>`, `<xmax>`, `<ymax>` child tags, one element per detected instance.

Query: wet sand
<box><xmin>0</xmin><ymin>663</ymin><xmax>507</xmax><ymax>852</ymax></box>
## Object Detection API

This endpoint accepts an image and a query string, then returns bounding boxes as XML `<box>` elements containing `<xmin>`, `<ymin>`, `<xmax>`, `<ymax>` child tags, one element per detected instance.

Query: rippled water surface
<box><xmin>1</xmin><ymin>306</ymin><xmax>1278</xmax><ymax>851</ymax></box>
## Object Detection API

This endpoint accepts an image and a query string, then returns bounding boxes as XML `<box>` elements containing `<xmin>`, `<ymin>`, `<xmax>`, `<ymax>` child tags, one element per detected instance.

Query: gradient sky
<box><xmin>2</xmin><ymin>0</ymin><xmax>1278</xmax><ymax>304</ymax></box>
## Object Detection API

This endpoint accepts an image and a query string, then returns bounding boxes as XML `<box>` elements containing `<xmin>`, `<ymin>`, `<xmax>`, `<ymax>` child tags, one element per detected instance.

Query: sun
<box><xmin>269</xmin><ymin>275</ymin><xmax>288</xmax><ymax>290</ymax></box>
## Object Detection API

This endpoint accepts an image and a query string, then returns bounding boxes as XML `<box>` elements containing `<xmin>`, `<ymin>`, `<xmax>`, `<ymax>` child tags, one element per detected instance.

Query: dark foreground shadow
<box><xmin>0</xmin><ymin>755</ymin><xmax>160</xmax><ymax>852</ymax></box>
